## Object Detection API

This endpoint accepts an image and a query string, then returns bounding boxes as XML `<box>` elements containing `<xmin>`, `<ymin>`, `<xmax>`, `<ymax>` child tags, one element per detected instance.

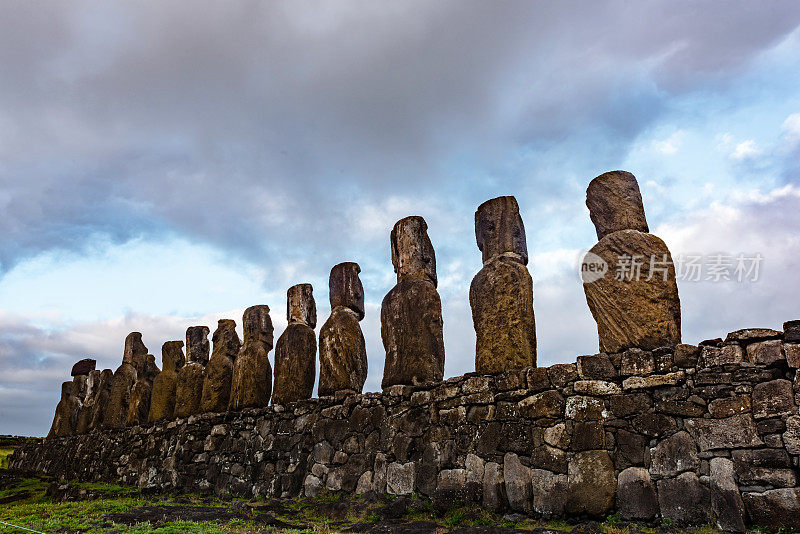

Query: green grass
<box><xmin>0</xmin><ymin>448</ymin><xmax>13</xmax><ymax>469</ymax></box>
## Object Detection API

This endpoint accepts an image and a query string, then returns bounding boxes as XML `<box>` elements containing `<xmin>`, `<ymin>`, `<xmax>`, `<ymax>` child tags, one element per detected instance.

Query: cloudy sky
<box><xmin>2</xmin><ymin>1</ymin><xmax>800</xmax><ymax>436</ymax></box>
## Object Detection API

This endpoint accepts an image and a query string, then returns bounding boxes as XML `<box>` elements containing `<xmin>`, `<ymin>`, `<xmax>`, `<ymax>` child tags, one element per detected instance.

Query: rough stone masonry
<box><xmin>14</xmin><ymin>324</ymin><xmax>800</xmax><ymax>530</ymax></box>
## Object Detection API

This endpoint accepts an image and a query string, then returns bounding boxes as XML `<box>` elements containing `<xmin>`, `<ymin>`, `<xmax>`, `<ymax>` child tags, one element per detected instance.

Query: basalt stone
<box><xmin>48</xmin><ymin>381</ymin><xmax>80</xmax><ymax>438</ymax></box>
<box><xmin>186</xmin><ymin>325</ymin><xmax>211</xmax><ymax>365</ymax></box>
<box><xmin>148</xmin><ymin>341</ymin><xmax>185</xmax><ymax>422</ymax></box>
<box><xmin>103</xmin><ymin>360</ymin><xmax>137</xmax><ymax>429</ymax></box>
<box><xmin>725</xmin><ymin>328</ymin><xmax>782</xmax><ymax>343</ymax></box>
<box><xmin>785</xmin><ymin>415</ymin><xmax>800</xmax><ymax>454</ymax></box>
<box><xmin>503</xmin><ymin>452</ymin><xmax>532</xmax><ymax>513</ymax></box>
<box><xmin>746</xmin><ymin>339</ymin><xmax>785</xmax><ymax>366</ymax></box>
<box><xmin>483</xmin><ymin>461</ymin><xmax>505</xmax><ymax>512</ymax></box>
<box><xmin>73</xmin><ymin>370</ymin><xmax>99</xmax><ymax>434</ymax></box>
<box><xmin>530</xmin><ymin>469</ymin><xmax>568</xmax><ymax>517</ymax></box>
<box><xmin>319</xmin><ymin>307</ymin><xmax>367</xmax><ymax>396</ymax></box>
<box><xmin>710</xmin><ymin>458</ymin><xmax>745</xmax><ymax>533</ymax></box>
<box><xmin>615</xmin><ymin>430</ymin><xmax>648</xmax><ymax>470</ymax></box>
<box><xmin>586</xmin><ymin>170</ymin><xmax>649</xmax><ymax>240</ymax></box>
<box><xmin>381</xmin><ymin>277</ymin><xmax>444</xmax><ymax>388</ymax></box>
<box><xmin>200</xmin><ymin>320</ymin><xmax>241</xmax><ymax>413</ymax></box>
<box><xmin>784</xmin><ymin>320</ymin><xmax>800</xmax><ymax>343</ymax></box>
<box><xmin>584</xmin><ymin>230</ymin><xmax>681</xmax><ymax>353</ymax></box>
<box><xmin>126</xmin><ymin>377</ymin><xmax>153</xmax><ymax>426</ymax></box>
<box><xmin>617</xmin><ymin>467</ymin><xmax>658</xmax><ymax>521</ymax></box>
<box><xmin>566</xmin><ymin>450</ymin><xmax>616</xmax><ymax>518</ymax></box>
<box><xmin>752</xmin><ymin>379</ymin><xmax>796</xmax><ymax>419</ymax></box>
<box><xmin>674</xmin><ymin>343</ymin><xmax>700</xmax><ymax>368</ymax></box>
<box><xmin>174</xmin><ymin>362</ymin><xmax>204</xmax><ymax>419</ymax></box>
<box><xmin>657</xmin><ymin>472</ymin><xmax>710</xmax><ymax>525</ymax></box>
<box><xmin>230</xmin><ymin>306</ymin><xmax>274</xmax><ymax>410</ymax></box>
<box><xmin>70</xmin><ymin>358</ymin><xmax>96</xmax><ymax>377</ymax></box>
<box><xmin>329</xmin><ymin>263</ymin><xmax>365</xmax><ymax>319</ymax></box>
<box><xmin>708</xmin><ymin>395</ymin><xmax>751</xmax><ymax>418</ymax></box>
<box><xmin>471</xmin><ymin>196</ymin><xmax>536</xmax><ymax>373</ymax></box>
<box><xmin>123</xmin><ymin>332</ymin><xmax>148</xmax><ymax>365</ymax></box>
<box><xmin>649</xmin><ymin>431</ymin><xmax>699</xmax><ymax>476</ymax></box>
<box><xmin>391</xmin><ymin>215</ymin><xmax>437</xmax><ymax>285</ymax></box>
<box><xmin>78</xmin><ymin>368</ymin><xmax>112</xmax><ymax>433</ymax></box>
<box><xmin>576</xmin><ymin>354</ymin><xmax>617</xmax><ymax>380</ymax></box>
<box><xmin>685</xmin><ymin>414</ymin><xmax>763</xmax><ymax>451</ymax></box>
<box><xmin>273</xmin><ymin>324</ymin><xmax>316</xmax><ymax>404</ymax></box>
<box><xmin>742</xmin><ymin>488</ymin><xmax>800</xmax><ymax>530</ymax></box>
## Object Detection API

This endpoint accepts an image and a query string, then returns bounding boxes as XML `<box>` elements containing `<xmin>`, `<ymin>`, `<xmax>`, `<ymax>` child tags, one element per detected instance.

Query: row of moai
<box><xmin>49</xmin><ymin>170</ymin><xmax>681</xmax><ymax>437</ymax></box>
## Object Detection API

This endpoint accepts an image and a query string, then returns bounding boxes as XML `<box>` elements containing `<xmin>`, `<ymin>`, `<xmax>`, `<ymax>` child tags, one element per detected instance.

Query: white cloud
<box><xmin>730</xmin><ymin>139</ymin><xmax>762</xmax><ymax>160</ymax></box>
<box><xmin>782</xmin><ymin>112</ymin><xmax>800</xmax><ymax>147</ymax></box>
<box><xmin>651</xmin><ymin>130</ymin><xmax>685</xmax><ymax>154</ymax></box>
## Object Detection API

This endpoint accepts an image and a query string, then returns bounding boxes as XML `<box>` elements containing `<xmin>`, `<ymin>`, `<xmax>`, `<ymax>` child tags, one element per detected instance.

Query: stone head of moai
<box><xmin>586</xmin><ymin>170</ymin><xmax>649</xmax><ymax>240</ymax></box>
<box><xmin>243</xmin><ymin>305</ymin><xmax>274</xmax><ymax>349</ymax></box>
<box><xmin>161</xmin><ymin>341</ymin><xmax>185</xmax><ymax>373</ymax></box>
<box><xmin>186</xmin><ymin>326</ymin><xmax>210</xmax><ymax>365</ymax></box>
<box><xmin>60</xmin><ymin>380</ymin><xmax>73</xmax><ymax>400</ymax></box>
<box><xmin>390</xmin><ymin>216</ymin><xmax>437</xmax><ymax>286</ymax></box>
<box><xmin>475</xmin><ymin>196</ymin><xmax>528</xmax><ymax>265</ymax></box>
<box><xmin>71</xmin><ymin>358</ymin><xmax>96</xmax><ymax>377</ymax></box>
<box><xmin>212</xmin><ymin>319</ymin><xmax>241</xmax><ymax>360</ymax></box>
<box><xmin>122</xmin><ymin>332</ymin><xmax>148</xmax><ymax>367</ymax></box>
<box><xmin>288</xmin><ymin>283</ymin><xmax>316</xmax><ymax>328</ymax></box>
<box><xmin>329</xmin><ymin>262</ymin><xmax>365</xmax><ymax>320</ymax></box>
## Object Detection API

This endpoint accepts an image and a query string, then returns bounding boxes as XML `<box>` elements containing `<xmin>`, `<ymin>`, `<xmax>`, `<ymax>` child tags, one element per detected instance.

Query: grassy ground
<box><xmin>0</xmin><ymin>471</ymin><xmax>787</xmax><ymax>534</ymax></box>
<box><xmin>0</xmin><ymin>449</ymin><xmax>14</xmax><ymax>470</ymax></box>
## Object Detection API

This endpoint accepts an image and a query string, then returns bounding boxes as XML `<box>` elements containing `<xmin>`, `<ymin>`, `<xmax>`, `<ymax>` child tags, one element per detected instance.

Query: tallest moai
<box><xmin>583</xmin><ymin>171</ymin><xmax>681</xmax><ymax>353</ymax></box>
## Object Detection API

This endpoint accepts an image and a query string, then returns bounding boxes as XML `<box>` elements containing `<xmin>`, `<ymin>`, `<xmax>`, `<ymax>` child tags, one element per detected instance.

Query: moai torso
<box><xmin>48</xmin><ymin>381</ymin><xmax>80</xmax><ymax>438</ymax></box>
<box><xmin>103</xmin><ymin>332</ymin><xmax>146</xmax><ymax>428</ymax></box>
<box><xmin>175</xmin><ymin>326</ymin><xmax>210</xmax><ymax>419</ymax></box>
<box><xmin>127</xmin><ymin>353</ymin><xmax>160</xmax><ymax>426</ymax></box>
<box><xmin>84</xmin><ymin>369</ymin><xmax>113</xmax><ymax>432</ymax></box>
<box><xmin>273</xmin><ymin>284</ymin><xmax>317</xmax><ymax>404</ymax></box>
<box><xmin>582</xmin><ymin>171</ymin><xmax>681</xmax><ymax>353</ymax></box>
<box><xmin>230</xmin><ymin>305</ymin><xmax>274</xmax><ymax>410</ymax></box>
<box><xmin>75</xmin><ymin>369</ymin><xmax>101</xmax><ymax>434</ymax></box>
<box><xmin>149</xmin><ymin>341</ymin><xmax>185</xmax><ymax>422</ymax></box>
<box><xmin>381</xmin><ymin>216</ymin><xmax>445</xmax><ymax>388</ymax></box>
<box><xmin>201</xmin><ymin>320</ymin><xmax>241</xmax><ymax>413</ymax></box>
<box><xmin>319</xmin><ymin>263</ymin><xmax>368</xmax><ymax>396</ymax></box>
<box><xmin>470</xmin><ymin>196</ymin><xmax>537</xmax><ymax>373</ymax></box>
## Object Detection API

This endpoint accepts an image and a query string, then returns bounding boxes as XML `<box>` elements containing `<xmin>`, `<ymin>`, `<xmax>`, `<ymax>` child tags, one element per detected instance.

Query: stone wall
<box><xmin>11</xmin><ymin>326</ymin><xmax>800</xmax><ymax>530</ymax></box>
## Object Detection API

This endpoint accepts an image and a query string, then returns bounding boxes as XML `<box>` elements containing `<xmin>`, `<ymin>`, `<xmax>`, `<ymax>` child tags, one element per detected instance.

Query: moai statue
<box><xmin>381</xmin><ymin>216</ymin><xmax>445</xmax><ymax>388</ymax></box>
<box><xmin>80</xmin><ymin>369</ymin><xmax>113</xmax><ymax>432</ymax></box>
<box><xmin>68</xmin><ymin>361</ymin><xmax>94</xmax><ymax>434</ymax></box>
<box><xmin>148</xmin><ymin>341</ymin><xmax>185</xmax><ymax>422</ymax></box>
<box><xmin>103</xmin><ymin>332</ymin><xmax>147</xmax><ymax>428</ymax></box>
<box><xmin>75</xmin><ymin>369</ymin><xmax>101</xmax><ymax>434</ymax></box>
<box><xmin>230</xmin><ymin>305</ymin><xmax>274</xmax><ymax>410</ymax></box>
<box><xmin>47</xmin><ymin>381</ymin><xmax>81</xmax><ymax>438</ymax></box>
<box><xmin>319</xmin><ymin>263</ymin><xmax>368</xmax><ymax>396</ymax></box>
<box><xmin>470</xmin><ymin>196</ymin><xmax>537</xmax><ymax>373</ymax></box>
<box><xmin>127</xmin><ymin>353</ymin><xmax>160</xmax><ymax>426</ymax></box>
<box><xmin>582</xmin><ymin>170</ymin><xmax>681</xmax><ymax>353</ymax></box>
<box><xmin>175</xmin><ymin>326</ymin><xmax>210</xmax><ymax>419</ymax></box>
<box><xmin>273</xmin><ymin>284</ymin><xmax>317</xmax><ymax>404</ymax></box>
<box><xmin>200</xmin><ymin>319</ymin><xmax>241</xmax><ymax>413</ymax></box>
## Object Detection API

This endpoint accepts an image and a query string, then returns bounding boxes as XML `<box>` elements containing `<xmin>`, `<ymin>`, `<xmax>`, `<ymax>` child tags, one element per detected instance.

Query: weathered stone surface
<box><xmin>746</xmin><ymin>339</ymin><xmax>784</xmax><ymax>366</ymax></box>
<box><xmin>103</xmin><ymin>359</ymin><xmax>138</xmax><ymax>429</ymax></box>
<box><xmin>329</xmin><ymin>262</ymin><xmax>365</xmax><ymax>319</ymax></box>
<box><xmin>230</xmin><ymin>306</ymin><xmax>273</xmax><ymax>410</ymax></box>
<box><xmin>464</xmin><ymin>453</ymin><xmax>484</xmax><ymax>503</ymax></box>
<box><xmin>123</xmin><ymin>332</ymin><xmax>148</xmax><ymax>365</ymax></box>
<box><xmin>75</xmin><ymin>369</ymin><xmax>112</xmax><ymax>434</ymax></box>
<box><xmin>617</xmin><ymin>467</ymin><xmax>658</xmax><ymax>521</ymax></box>
<box><xmin>148</xmin><ymin>341</ymin><xmax>185</xmax><ymax>422</ymax></box>
<box><xmin>725</xmin><ymin>328</ymin><xmax>782</xmax><ymax>343</ymax></box>
<box><xmin>471</xmin><ymin>196</ymin><xmax>536</xmax><ymax>374</ymax></box>
<box><xmin>547</xmin><ymin>363</ymin><xmax>577</xmax><ymax>387</ymax></box>
<box><xmin>584</xmin><ymin>230</ymin><xmax>680</xmax><ymax>353</ymax></box>
<box><xmin>573</xmin><ymin>380</ymin><xmax>621</xmax><ymax>396</ymax></box>
<box><xmin>785</xmin><ymin>343</ymin><xmax>800</xmax><ymax>368</ymax></box>
<box><xmin>503</xmin><ymin>453</ymin><xmax>531</xmax><ymax>513</ymax></box>
<box><xmin>658</xmin><ymin>472</ymin><xmax>710</xmax><ymax>525</ymax></box>
<box><xmin>576</xmin><ymin>354</ymin><xmax>617</xmax><ymax>380</ymax></box>
<box><xmin>186</xmin><ymin>326</ymin><xmax>211</xmax><ymax>365</ymax></box>
<box><xmin>48</xmin><ymin>381</ymin><xmax>80</xmax><ymax>437</ymax></box>
<box><xmin>381</xmin><ymin>277</ymin><xmax>444</xmax><ymax>388</ymax></box>
<box><xmin>710</xmin><ymin>458</ymin><xmax>745</xmax><ymax>533</ymax></box>
<box><xmin>391</xmin><ymin>215</ymin><xmax>437</xmax><ymax>285</ymax></box>
<box><xmin>530</xmin><ymin>469</ymin><xmax>568</xmax><ymax>517</ymax></box>
<box><xmin>785</xmin><ymin>415</ymin><xmax>800</xmax><ymax>454</ymax></box>
<box><xmin>649</xmin><ymin>431</ymin><xmax>699</xmax><ymax>476</ymax></box>
<box><xmin>784</xmin><ymin>320</ymin><xmax>800</xmax><ymax>342</ymax></box>
<box><xmin>126</xmin><ymin>377</ymin><xmax>153</xmax><ymax>426</ymax></box>
<box><xmin>543</xmin><ymin>423</ymin><xmax>570</xmax><ymax>450</ymax></box>
<box><xmin>708</xmin><ymin>395</ymin><xmax>750</xmax><ymax>418</ymax></box>
<box><xmin>483</xmin><ymin>461</ymin><xmax>505</xmax><ymax>512</ymax></box>
<box><xmin>616</xmin><ymin>430</ymin><xmax>648</xmax><ymax>470</ymax></box>
<box><xmin>620</xmin><ymin>348</ymin><xmax>654</xmax><ymax>376</ymax></box>
<box><xmin>565</xmin><ymin>395</ymin><xmax>605</xmax><ymax>421</ymax></box>
<box><xmin>71</xmin><ymin>358</ymin><xmax>96</xmax><ymax>377</ymax></box>
<box><xmin>685</xmin><ymin>414</ymin><xmax>763</xmax><ymax>451</ymax></box>
<box><xmin>586</xmin><ymin>170</ymin><xmax>649</xmax><ymax>240</ymax></box>
<box><xmin>386</xmin><ymin>462</ymin><xmax>415</xmax><ymax>495</ymax></box>
<box><xmin>287</xmin><ymin>283</ymin><xmax>317</xmax><ymax>328</ymax></box>
<box><xmin>273</xmin><ymin>324</ymin><xmax>316</xmax><ymax>405</ymax></box>
<box><xmin>319</xmin><ymin>307</ymin><xmax>367</xmax><ymax>396</ymax></box>
<box><xmin>674</xmin><ymin>343</ymin><xmax>700</xmax><ymax>367</ymax></box>
<box><xmin>566</xmin><ymin>450</ymin><xmax>616</xmax><ymax>518</ymax></box>
<box><xmin>174</xmin><ymin>362</ymin><xmax>204</xmax><ymax>419</ymax></box>
<box><xmin>201</xmin><ymin>320</ymin><xmax>241</xmax><ymax>414</ymax></box>
<box><xmin>622</xmin><ymin>371</ymin><xmax>684</xmax><ymax>390</ymax></box>
<box><xmin>518</xmin><ymin>390</ymin><xmax>564</xmax><ymax>419</ymax></box>
<box><xmin>742</xmin><ymin>488</ymin><xmax>800</xmax><ymax>530</ymax></box>
<box><xmin>571</xmin><ymin>421</ymin><xmax>605</xmax><ymax>451</ymax></box>
<box><xmin>471</xmin><ymin>255</ymin><xmax>536</xmax><ymax>374</ymax></box>
<box><xmin>752</xmin><ymin>379</ymin><xmax>796</xmax><ymax>419</ymax></box>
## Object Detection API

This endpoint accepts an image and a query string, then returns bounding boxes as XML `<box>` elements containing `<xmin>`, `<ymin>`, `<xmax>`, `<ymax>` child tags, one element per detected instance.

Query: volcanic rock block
<box><xmin>657</xmin><ymin>472</ymin><xmax>710</xmax><ymax>525</ymax></box>
<box><xmin>274</xmin><ymin>284</ymin><xmax>317</xmax><ymax>404</ymax></box>
<box><xmin>320</xmin><ymin>264</ymin><xmax>368</xmax><ymax>396</ymax></box>
<box><xmin>186</xmin><ymin>325</ymin><xmax>211</xmax><ymax>366</ymax></box>
<box><xmin>617</xmin><ymin>467</ymin><xmax>658</xmax><ymax>521</ymax></box>
<box><xmin>710</xmin><ymin>458</ymin><xmax>746</xmax><ymax>533</ymax></box>
<box><xmin>148</xmin><ymin>341</ymin><xmax>185</xmax><ymax>422</ymax></box>
<box><xmin>566</xmin><ymin>450</ymin><xmax>616</xmax><ymax>518</ymax></box>
<box><xmin>583</xmin><ymin>171</ymin><xmax>681</xmax><ymax>353</ymax></box>
<box><xmin>381</xmin><ymin>216</ymin><xmax>445</xmax><ymax>387</ymax></box>
<box><xmin>71</xmin><ymin>358</ymin><xmax>96</xmax><ymax>377</ymax></box>
<box><xmin>230</xmin><ymin>306</ymin><xmax>274</xmax><ymax>410</ymax></box>
<box><xmin>201</xmin><ymin>319</ymin><xmax>241</xmax><ymax>413</ymax></box>
<box><xmin>470</xmin><ymin>196</ymin><xmax>536</xmax><ymax>374</ymax></box>
<box><xmin>586</xmin><ymin>170</ymin><xmax>649</xmax><ymax>240</ymax></box>
<box><xmin>48</xmin><ymin>381</ymin><xmax>80</xmax><ymax>438</ymax></box>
